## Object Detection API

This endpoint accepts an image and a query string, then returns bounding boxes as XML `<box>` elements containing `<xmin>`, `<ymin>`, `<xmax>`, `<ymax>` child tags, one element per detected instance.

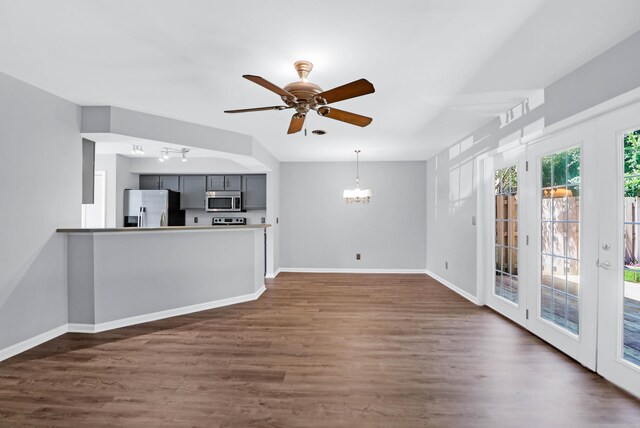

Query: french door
<box><xmin>484</xmin><ymin>147</ymin><xmax>527</xmax><ymax>326</ymax></box>
<box><xmin>596</xmin><ymin>101</ymin><xmax>640</xmax><ymax>397</ymax></box>
<box><xmin>482</xmin><ymin>102</ymin><xmax>640</xmax><ymax>394</ymax></box>
<box><xmin>525</xmin><ymin>123</ymin><xmax>599</xmax><ymax>370</ymax></box>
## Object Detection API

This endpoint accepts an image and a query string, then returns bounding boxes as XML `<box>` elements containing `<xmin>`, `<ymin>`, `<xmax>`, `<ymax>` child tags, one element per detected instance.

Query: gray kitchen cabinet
<box><xmin>207</xmin><ymin>175</ymin><xmax>242</xmax><ymax>191</ymax></box>
<box><xmin>140</xmin><ymin>175</ymin><xmax>180</xmax><ymax>191</ymax></box>
<box><xmin>139</xmin><ymin>175</ymin><xmax>160</xmax><ymax>190</ymax></box>
<box><xmin>180</xmin><ymin>176</ymin><xmax>206</xmax><ymax>209</ymax></box>
<box><xmin>225</xmin><ymin>175</ymin><xmax>242</xmax><ymax>191</ymax></box>
<box><xmin>159</xmin><ymin>176</ymin><xmax>180</xmax><ymax>192</ymax></box>
<box><xmin>243</xmin><ymin>174</ymin><xmax>267</xmax><ymax>210</ymax></box>
<box><xmin>207</xmin><ymin>175</ymin><xmax>225</xmax><ymax>191</ymax></box>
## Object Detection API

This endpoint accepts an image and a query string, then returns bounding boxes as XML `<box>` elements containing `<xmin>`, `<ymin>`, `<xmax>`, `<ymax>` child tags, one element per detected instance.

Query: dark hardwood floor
<box><xmin>1</xmin><ymin>273</ymin><xmax>639</xmax><ymax>427</ymax></box>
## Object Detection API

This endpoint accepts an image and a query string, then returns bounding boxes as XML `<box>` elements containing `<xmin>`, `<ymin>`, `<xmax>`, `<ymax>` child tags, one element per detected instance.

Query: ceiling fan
<box><xmin>224</xmin><ymin>60</ymin><xmax>375</xmax><ymax>134</ymax></box>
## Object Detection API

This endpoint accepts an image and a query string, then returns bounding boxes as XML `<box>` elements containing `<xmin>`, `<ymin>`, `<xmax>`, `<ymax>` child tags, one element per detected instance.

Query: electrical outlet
<box><xmin>261</xmin><ymin>217</ymin><xmax>265</xmax><ymax>224</ymax></box>
<box><xmin>194</xmin><ymin>217</ymin><xmax>198</xmax><ymax>224</ymax></box>
<box><xmin>356</xmin><ymin>253</ymin><xmax>361</xmax><ymax>260</ymax></box>
<box><xmin>445</xmin><ymin>261</ymin><xmax>448</xmax><ymax>269</ymax></box>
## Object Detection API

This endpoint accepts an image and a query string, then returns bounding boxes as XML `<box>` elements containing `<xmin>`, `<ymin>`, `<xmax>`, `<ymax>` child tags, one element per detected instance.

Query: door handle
<box><xmin>596</xmin><ymin>259</ymin><xmax>613</xmax><ymax>270</ymax></box>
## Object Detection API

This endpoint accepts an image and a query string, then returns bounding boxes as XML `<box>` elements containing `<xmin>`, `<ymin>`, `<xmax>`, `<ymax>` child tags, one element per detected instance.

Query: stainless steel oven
<box><xmin>205</xmin><ymin>191</ymin><xmax>243</xmax><ymax>212</ymax></box>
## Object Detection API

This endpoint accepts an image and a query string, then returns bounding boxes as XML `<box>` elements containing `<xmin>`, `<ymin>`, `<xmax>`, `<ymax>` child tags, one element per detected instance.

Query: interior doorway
<box><xmin>81</xmin><ymin>170</ymin><xmax>106</xmax><ymax>228</ymax></box>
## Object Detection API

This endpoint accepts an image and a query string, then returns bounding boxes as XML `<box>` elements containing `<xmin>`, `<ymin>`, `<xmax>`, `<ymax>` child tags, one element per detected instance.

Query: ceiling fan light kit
<box><xmin>225</xmin><ymin>61</ymin><xmax>375</xmax><ymax>134</ymax></box>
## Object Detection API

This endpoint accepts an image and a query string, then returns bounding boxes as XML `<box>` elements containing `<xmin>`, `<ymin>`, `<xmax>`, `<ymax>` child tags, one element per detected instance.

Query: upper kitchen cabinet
<box><xmin>207</xmin><ymin>175</ymin><xmax>242</xmax><ymax>191</ymax></box>
<box><xmin>159</xmin><ymin>176</ymin><xmax>180</xmax><ymax>192</ymax></box>
<box><xmin>139</xmin><ymin>175</ymin><xmax>180</xmax><ymax>191</ymax></box>
<box><xmin>243</xmin><ymin>174</ymin><xmax>267</xmax><ymax>210</ymax></box>
<box><xmin>139</xmin><ymin>175</ymin><xmax>159</xmax><ymax>190</ymax></box>
<box><xmin>180</xmin><ymin>176</ymin><xmax>206</xmax><ymax>210</ymax></box>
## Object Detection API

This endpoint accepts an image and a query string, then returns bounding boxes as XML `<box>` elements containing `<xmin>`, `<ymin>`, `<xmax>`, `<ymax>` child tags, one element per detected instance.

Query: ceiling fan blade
<box><xmin>243</xmin><ymin>75</ymin><xmax>295</xmax><ymax>99</ymax></box>
<box><xmin>224</xmin><ymin>105</ymin><xmax>289</xmax><ymax>113</ymax></box>
<box><xmin>315</xmin><ymin>78</ymin><xmax>375</xmax><ymax>105</ymax></box>
<box><xmin>287</xmin><ymin>114</ymin><xmax>305</xmax><ymax>134</ymax></box>
<box><xmin>317</xmin><ymin>107</ymin><xmax>372</xmax><ymax>127</ymax></box>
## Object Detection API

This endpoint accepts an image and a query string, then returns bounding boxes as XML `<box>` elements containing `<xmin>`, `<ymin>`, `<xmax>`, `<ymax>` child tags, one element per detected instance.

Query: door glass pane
<box><xmin>552</xmin><ymin>189</ymin><xmax>567</xmax><ymax>221</ymax></box>
<box><xmin>552</xmin><ymin>222</ymin><xmax>566</xmax><ymax>257</ymax></box>
<box><xmin>622</xmin><ymin>130</ymin><xmax>640</xmax><ymax>367</ymax></box>
<box><xmin>540</xmin><ymin>148</ymin><xmax>580</xmax><ymax>334</ymax></box>
<box><xmin>567</xmin><ymin>223</ymin><xmax>580</xmax><ymax>259</ymax></box>
<box><xmin>542</xmin><ymin>191</ymin><xmax>553</xmax><ymax>221</ymax></box>
<box><xmin>567</xmin><ymin>147</ymin><xmax>581</xmax><ymax>183</ymax></box>
<box><xmin>494</xmin><ymin>165</ymin><xmax>519</xmax><ymax>304</ymax></box>
<box><xmin>552</xmin><ymin>152</ymin><xmax>567</xmax><ymax>185</ymax></box>
<box><xmin>541</xmin><ymin>222</ymin><xmax>552</xmax><ymax>254</ymax></box>
<box><xmin>568</xmin><ymin>186</ymin><xmax>580</xmax><ymax>221</ymax></box>
<box><xmin>541</xmin><ymin>255</ymin><xmax>553</xmax><ymax>287</ymax></box>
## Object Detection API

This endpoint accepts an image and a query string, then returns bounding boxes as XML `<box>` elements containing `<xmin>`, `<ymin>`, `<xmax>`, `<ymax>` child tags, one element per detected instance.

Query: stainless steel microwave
<box><xmin>205</xmin><ymin>191</ymin><xmax>243</xmax><ymax>212</ymax></box>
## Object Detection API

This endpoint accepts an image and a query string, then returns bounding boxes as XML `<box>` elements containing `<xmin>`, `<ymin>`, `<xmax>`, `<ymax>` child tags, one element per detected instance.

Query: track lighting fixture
<box><xmin>157</xmin><ymin>147</ymin><xmax>190</xmax><ymax>162</ymax></box>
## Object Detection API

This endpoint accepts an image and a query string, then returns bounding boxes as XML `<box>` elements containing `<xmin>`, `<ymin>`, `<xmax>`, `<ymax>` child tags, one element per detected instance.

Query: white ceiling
<box><xmin>1</xmin><ymin>1</ymin><xmax>639</xmax><ymax>161</ymax></box>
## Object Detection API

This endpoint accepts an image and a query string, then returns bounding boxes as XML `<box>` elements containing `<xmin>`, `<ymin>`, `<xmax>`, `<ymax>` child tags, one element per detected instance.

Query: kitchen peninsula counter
<box><xmin>58</xmin><ymin>225</ymin><xmax>268</xmax><ymax>333</ymax></box>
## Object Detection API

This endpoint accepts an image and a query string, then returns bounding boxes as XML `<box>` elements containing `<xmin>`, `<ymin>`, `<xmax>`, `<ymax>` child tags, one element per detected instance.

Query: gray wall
<box><xmin>280</xmin><ymin>161</ymin><xmax>426</xmax><ymax>270</ymax></box>
<box><xmin>426</xmin><ymin>30</ymin><xmax>640</xmax><ymax>297</ymax></box>
<box><xmin>0</xmin><ymin>71</ymin><xmax>81</xmax><ymax>350</ymax></box>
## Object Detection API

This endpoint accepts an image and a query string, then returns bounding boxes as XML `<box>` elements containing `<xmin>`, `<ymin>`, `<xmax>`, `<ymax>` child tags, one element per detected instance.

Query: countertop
<box><xmin>57</xmin><ymin>224</ymin><xmax>271</xmax><ymax>233</ymax></box>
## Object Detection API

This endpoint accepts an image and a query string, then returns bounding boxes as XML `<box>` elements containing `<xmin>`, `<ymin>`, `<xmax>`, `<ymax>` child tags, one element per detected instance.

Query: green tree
<box><xmin>624</xmin><ymin>131</ymin><xmax>640</xmax><ymax>197</ymax></box>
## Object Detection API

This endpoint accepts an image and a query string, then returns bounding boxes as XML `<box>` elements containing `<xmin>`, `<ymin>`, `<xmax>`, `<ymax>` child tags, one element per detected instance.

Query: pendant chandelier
<box><xmin>343</xmin><ymin>149</ymin><xmax>372</xmax><ymax>204</ymax></box>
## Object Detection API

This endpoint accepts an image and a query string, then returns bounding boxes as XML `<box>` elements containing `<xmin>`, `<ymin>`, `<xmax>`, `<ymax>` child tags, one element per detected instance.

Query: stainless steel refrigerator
<box><xmin>123</xmin><ymin>190</ymin><xmax>185</xmax><ymax>227</ymax></box>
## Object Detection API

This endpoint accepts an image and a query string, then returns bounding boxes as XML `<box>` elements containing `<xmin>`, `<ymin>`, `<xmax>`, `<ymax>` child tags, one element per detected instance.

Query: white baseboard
<box><xmin>265</xmin><ymin>268</ymin><xmax>281</xmax><ymax>279</ymax></box>
<box><xmin>1</xmin><ymin>286</ymin><xmax>268</xmax><ymax>361</ymax></box>
<box><xmin>67</xmin><ymin>323</ymin><xmax>95</xmax><ymax>333</ymax></box>
<box><xmin>278</xmin><ymin>267</ymin><xmax>428</xmax><ymax>274</ymax></box>
<box><xmin>68</xmin><ymin>285</ymin><xmax>267</xmax><ymax>334</ymax></box>
<box><xmin>425</xmin><ymin>269</ymin><xmax>481</xmax><ymax>305</ymax></box>
<box><xmin>0</xmin><ymin>324</ymin><xmax>67</xmax><ymax>363</ymax></box>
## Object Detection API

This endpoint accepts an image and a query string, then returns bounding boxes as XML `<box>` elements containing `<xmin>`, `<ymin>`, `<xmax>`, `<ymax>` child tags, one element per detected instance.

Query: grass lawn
<box><xmin>624</xmin><ymin>268</ymin><xmax>640</xmax><ymax>283</ymax></box>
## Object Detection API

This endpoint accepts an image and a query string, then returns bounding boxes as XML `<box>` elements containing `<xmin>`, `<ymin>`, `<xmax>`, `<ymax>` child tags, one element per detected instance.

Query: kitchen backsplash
<box><xmin>184</xmin><ymin>210</ymin><xmax>267</xmax><ymax>226</ymax></box>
